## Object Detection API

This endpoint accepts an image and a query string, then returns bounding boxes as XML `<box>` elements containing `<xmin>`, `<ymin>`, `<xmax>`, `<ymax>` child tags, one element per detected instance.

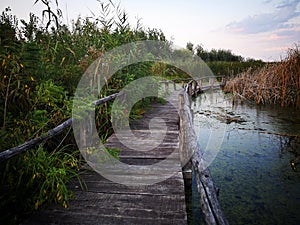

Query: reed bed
<box><xmin>224</xmin><ymin>46</ymin><xmax>300</xmax><ymax>108</ymax></box>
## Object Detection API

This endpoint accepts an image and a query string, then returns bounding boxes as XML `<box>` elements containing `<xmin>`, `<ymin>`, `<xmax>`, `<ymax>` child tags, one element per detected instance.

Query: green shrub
<box><xmin>0</xmin><ymin>145</ymin><xmax>82</xmax><ymax>224</ymax></box>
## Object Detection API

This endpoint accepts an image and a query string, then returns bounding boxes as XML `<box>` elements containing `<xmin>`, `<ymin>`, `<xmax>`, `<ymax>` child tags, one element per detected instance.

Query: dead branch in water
<box><xmin>259</xmin><ymin>131</ymin><xmax>299</xmax><ymax>138</ymax></box>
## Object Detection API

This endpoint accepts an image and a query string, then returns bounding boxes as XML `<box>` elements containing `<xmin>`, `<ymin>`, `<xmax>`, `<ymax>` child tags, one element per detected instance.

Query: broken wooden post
<box><xmin>188</xmin><ymin>81</ymin><xmax>193</xmax><ymax>96</ymax></box>
<box><xmin>198</xmin><ymin>79</ymin><xmax>202</xmax><ymax>89</ymax></box>
<box><xmin>165</xmin><ymin>81</ymin><xmax>169</xmax><ymax>92</ymax></box>
<box><xmin>193</xmin><ymin>80</ymin><xmax>198</xmax><ymax>94</ymax></box>
<box><xmin>209</xmin><ymin>77</ymin><xmax>215</xmax><ymax>89</ymax></box>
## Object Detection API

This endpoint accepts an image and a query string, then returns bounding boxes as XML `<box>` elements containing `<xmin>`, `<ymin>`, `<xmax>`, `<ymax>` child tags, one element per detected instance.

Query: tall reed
<box><xmin>224</xmin><ymin>46</ymin><xmax>300</xmax><ymax>108</ymax></box>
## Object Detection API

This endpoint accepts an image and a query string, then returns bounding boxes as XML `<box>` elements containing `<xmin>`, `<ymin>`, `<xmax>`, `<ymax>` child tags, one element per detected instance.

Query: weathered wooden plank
<box><xmin>70</xmin><ymin>171</ymin><xmax>185</xmax><ymax>195</ymax></box>
<box><xmin>119</xmin><ymin>158</ymin><xmax>175</xmax><ymax>165</ymax></box>
<box><xmin>22</xmin><ymin>210</ymin><xmax>187</xmax><ymax>225</ymax></box>
<box><xmin>107</xmin><ymin>132</ymin><xmax>179</xmax><ymax>141</ymax></box>
<box><xmin>81</xmin><ymin>165</ymin><xmax>183</xmax><ymax>175</ymax></box>
<box><xmin>65</xmin><ymin>193</ymin><xmax>186</xmax><ymax>212</ymax></box>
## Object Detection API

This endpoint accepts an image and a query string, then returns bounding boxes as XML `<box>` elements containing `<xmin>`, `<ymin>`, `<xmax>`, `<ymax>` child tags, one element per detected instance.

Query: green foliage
<box><xmin>186</xmin><ymin>42</ymin><xmax>194</xmax><ymax>52</ymax></box>
<box><xmin>187</xmin><ymin>42</ymin><xmax>264</xmax><ymax>64</ymax></box>
<box><xmin>193</xmin><ymin>43</ymin><xmax>244</xmax><ymax>62</ymax></box>
<box><xmin>171</xmin><ymin>46</ymin><xmax>265</xmax><ymax>77</ymax></box>
<box><xmin>0</xmin><ymin>7</ymin><xmax>18</xmax><ymax>43</ymax></box>
<box><xmin>106</xmin><ymin>147</ymin><xmax>121</xmax><ymax>160</ymax></box>
<box><xmin>0</xmin><ymin>2</ymin><xmax>171</xmax><ymax>224</ymax></box>
<box><xmin>207</xmin><ymin>61</ymin><xmax>266</xmax><ymax>76</ymax></box>
<box><xmin>0</xmin><ymin>145</ymin><xmax>81</xmax><ymax>225</ymax></box>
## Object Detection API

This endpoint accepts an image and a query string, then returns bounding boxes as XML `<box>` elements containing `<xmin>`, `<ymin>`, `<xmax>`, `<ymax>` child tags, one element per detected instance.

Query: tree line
<box><xmin>186</xmin><ymin>41</ymin><xmax>262</xmax><ymax>63</ymax></box>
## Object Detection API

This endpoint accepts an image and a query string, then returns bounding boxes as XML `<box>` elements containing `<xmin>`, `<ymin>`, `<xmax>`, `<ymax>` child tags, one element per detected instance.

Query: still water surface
<box><xmin>189</xmin><ymin>90</ymin><xmax>300</xmax><ymax>225</ymax></box>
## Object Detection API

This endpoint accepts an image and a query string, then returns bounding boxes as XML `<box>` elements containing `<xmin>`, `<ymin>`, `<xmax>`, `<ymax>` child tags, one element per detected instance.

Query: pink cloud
<box><xmin>267</xmin><ymin>33</ymin><xmax>289</xmax><ymax>40</ymax></box>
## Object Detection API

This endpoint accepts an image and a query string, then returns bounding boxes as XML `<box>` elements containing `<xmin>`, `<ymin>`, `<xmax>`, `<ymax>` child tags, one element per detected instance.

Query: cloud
<box><xmin>267</xmin><ymin>33</ymin><xmax>288</xmax><ymax>40</ymax></box>
<box><xmin>226</xmin><ymin>0</ymin><xmax>300</xmax><ymax>34</ymax></box>
<box><xmin>277</xmin><ymin>26</ymin><xmax>300</xmax><ymax>36</ymax></box>
<box><xmin>265</xmin><ymin>46</ymin><xmax>288</xmax><ymax>52</ymax></box>
<box><xmin>276</xmin><ymin>0</ymin><xmax>299</xmax><ymax>8</ymax></box>
<box><xmin>262</xmin><ymin>0</ymin><xmax>273</xmax><ymax>4</ymax></box>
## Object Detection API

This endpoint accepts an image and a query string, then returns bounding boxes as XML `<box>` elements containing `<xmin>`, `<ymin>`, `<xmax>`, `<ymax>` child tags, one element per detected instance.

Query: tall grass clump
<box><xmin>224</xmin><ymin>45</ymin><xmax>300</xmax><ymax>108</ymax></box>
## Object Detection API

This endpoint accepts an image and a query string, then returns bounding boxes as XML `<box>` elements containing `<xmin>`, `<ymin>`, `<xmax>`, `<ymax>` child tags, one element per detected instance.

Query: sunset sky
<box><xmin>1</xmin><ymin>0</ymin><xmax>300</xmax><ymax>61</ymax></box>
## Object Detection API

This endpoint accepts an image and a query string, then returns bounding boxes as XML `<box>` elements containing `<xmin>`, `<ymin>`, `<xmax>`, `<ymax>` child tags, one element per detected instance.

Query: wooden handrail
<box><xmin>0</xmin><ymin>93</ymin><xmax>120</xmax><ymax>162</ymax></box>
<box><xmin>93</xmin><ymin>93</ymin><xmax>119</xmax><ymax>105</ymax></box>
<box><xmin>0</xmin><ymin>118</ymin><xmax>74</xmax><ymax>162</ymax></box>
<box><xmin>160</xmin><ymin>75</ymin><xmax>226</xmax><ymax>83</ymax></box>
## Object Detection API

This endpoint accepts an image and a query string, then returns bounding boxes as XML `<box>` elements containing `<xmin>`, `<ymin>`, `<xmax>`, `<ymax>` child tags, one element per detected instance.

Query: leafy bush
<box><xmin>0</xmin><ymin>145</ymin><xmax>81</xmax><ymax>225</ymax></box>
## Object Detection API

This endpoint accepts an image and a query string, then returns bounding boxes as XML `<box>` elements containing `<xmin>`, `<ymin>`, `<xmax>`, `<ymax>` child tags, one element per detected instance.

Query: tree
<box><xmin>186</xmin><ymin>42</ymin><xmax>194</xmax><ymax>52</ymax></box>
<box><xmin>0</xmin><ymin>7</ymin><xmax>17</xmax><ymax>43</ymax></box>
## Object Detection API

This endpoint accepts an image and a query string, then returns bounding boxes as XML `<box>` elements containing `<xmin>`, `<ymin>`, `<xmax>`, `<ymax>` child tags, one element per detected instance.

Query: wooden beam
<box><xmin>0</xmin><ymin>93</ymin><xmax>120</xmax><ymax>162</ymax></box>
<box><xmin>93</xmin><ymin>92</ymin><xmax>119</xmax><ymax>105</ymax></box>
<box><xmin>0</xmin><ymin>118</ymin><xmax>74</xmax><ymax>162</ymax></box>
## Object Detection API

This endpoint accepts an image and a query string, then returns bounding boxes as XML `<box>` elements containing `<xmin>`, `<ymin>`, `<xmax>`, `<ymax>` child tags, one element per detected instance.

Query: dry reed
<box><xmin>224</xmin><ymin>46</ymin><xmax>300</xmax><ymax>108</ymax></box>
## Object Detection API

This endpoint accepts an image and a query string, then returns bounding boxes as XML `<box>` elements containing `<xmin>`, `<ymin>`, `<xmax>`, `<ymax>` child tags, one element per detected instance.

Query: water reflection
<box><xmin>191</xmin><ymin>90</ymin><xmax>300</xmax><ymax>225</ymax></box>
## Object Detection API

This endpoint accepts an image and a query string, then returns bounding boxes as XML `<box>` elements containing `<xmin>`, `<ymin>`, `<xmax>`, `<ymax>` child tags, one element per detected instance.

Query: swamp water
<box><xmin>187</xmin><ymin>90</ymin><xmax>300</xmax><ymax>225</ymax></box>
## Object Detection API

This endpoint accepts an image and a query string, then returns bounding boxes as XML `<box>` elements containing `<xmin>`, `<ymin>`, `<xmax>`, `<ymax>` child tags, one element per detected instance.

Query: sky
<box><xmin>1</xmin><ymin>0</ymin><xmax>300</xmax><ymax>61</ymax></box>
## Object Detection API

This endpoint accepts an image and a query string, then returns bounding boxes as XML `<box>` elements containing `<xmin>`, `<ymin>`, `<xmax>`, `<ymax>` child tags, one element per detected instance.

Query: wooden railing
<box><xmin>184</xmin><ymin>76</ymin><xmax>226</xmax><ymax>96</ymax></box>
<box><xmin>0</xmin><ymin>93</ymin><xmax>120</xmax><ymax>162</ymax></box>
<box><xmin>179</xmin><ymin>84</ymin><xmax>229</xmax><ymax>225</ymax></box>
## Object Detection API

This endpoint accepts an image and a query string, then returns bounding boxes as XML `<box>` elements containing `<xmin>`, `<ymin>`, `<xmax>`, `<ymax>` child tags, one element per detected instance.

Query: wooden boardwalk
<box><xmin>22</xmin><ymin>90</ymin><xmax>187</xmax><ymax>225</ymax></box>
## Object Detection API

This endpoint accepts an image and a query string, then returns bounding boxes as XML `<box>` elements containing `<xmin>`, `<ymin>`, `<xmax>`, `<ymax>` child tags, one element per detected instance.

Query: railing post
<box><xmin>165</xmin><ymin>81</ymin><xmax>169</xmax><ymax>92</ymax></box>
<box><xmin>209</xmin><ymin>77</ymin><xmax>214</xmax><ymax>88</ymax></box>
<box><xmin>181</xmin><ymin>80</ymin><xmax>185</xmax><ymax>89</ymax></box>
<box><xmin>193</xmin><ymin>80</ymin><xmax>197</xmax><ymax>94</ymax></box>
<box><xmin>221</xmin><ymin>76</ymin><xmax>226</xmax><ymax>88</ymax></box>
<box><xmin>197</xmin><ymin>79</ymin><xmax>202</xmax><ymax>90</ymax></box>
<box><xmin>188</xmin><ymin>82</ymin><xmax>193</xmax><ymax>96</ymax></box>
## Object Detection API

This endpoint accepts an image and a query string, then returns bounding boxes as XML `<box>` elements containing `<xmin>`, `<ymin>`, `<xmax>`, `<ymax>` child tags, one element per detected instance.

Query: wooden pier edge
<box><xmin>178</xmin><ymin>90</ymin><xmax>229</xmax><ymax>225</ymax></box>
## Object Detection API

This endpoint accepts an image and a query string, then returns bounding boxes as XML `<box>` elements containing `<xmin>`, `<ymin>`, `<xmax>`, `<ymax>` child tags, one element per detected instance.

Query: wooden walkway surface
<box><xmin>22</xmin><ymin>89</ymin><xmax>187</xmax><ymax>225</ymax></box>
